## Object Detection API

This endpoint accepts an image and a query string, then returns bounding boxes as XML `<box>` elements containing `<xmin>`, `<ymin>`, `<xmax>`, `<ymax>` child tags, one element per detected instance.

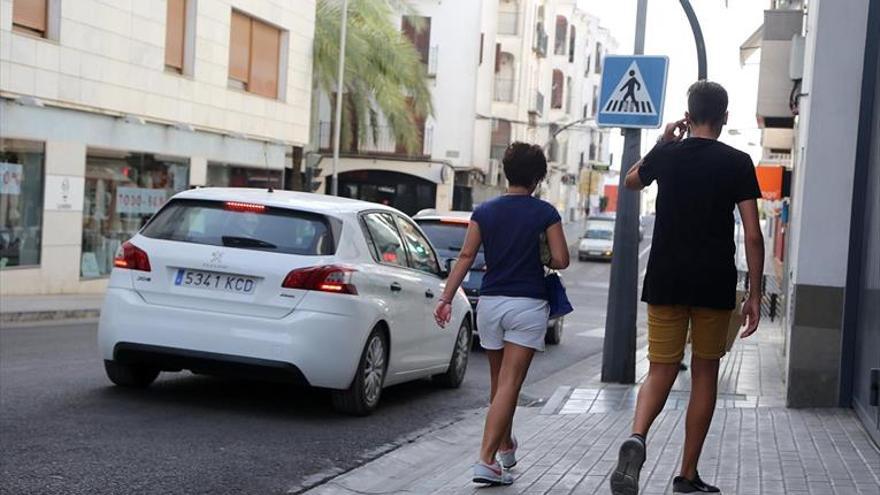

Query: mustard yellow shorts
<box><xmin>647</xmin><ymin>305</ymin><xmax>730</xmax><ymax>363</ymax></box>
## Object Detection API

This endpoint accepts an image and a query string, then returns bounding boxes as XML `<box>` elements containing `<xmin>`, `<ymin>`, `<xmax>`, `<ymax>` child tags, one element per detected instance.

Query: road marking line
<box><xmin>577</xmin><ymin>327</ymin><xmax>605</xmax><ymax>338</ymax></box>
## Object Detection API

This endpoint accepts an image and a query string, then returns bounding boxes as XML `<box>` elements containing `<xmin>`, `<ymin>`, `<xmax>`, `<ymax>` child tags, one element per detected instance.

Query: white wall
<box><xmin>0</xmin><ymin>0</ymin><xmax>315</xmax><ymax>146</ymax></box>
<box><xmin>788</xmin><ymin>0</ymin><xmax>869</xmax><ymax>288</ymax></box>
<box><xmin>414</xmin><ymin>0</ymin><xmax>482</xmax><ymax>169</ymax></box>
<box><xmin>472</xmin><ymin>0</ymin><xmax>500</xmax><ymax>175</ymax></box>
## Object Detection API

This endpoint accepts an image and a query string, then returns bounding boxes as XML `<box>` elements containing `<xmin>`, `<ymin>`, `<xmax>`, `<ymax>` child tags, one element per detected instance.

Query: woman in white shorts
<box><xmin>434</xmin><ymin>142</ymin><xmax>570</xmax><ymax>486</ymax></box>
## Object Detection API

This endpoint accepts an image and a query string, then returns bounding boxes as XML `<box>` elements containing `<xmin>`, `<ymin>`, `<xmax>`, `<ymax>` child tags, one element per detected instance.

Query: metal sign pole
<box><xmin>601</xmin><ymin>0</ymin><xmax>647</xmax><ymax>384</ymax></box>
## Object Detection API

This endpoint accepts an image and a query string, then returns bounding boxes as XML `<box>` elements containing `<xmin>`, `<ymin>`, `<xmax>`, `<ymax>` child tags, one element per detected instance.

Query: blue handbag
<box><xmin>545</xmin><ymin>272</ymin><xmax>573</xmax><ymax>319</ymax></box>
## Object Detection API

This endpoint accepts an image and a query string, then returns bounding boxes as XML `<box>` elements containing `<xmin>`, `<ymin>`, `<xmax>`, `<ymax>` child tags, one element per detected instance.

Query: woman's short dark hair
<box><xmin>687</xmin><ymin>81</ymin><xmax>728</xmax><ymax>129</ymax></box>
<box><xmin>502</xmin><ymin>142</ymin><xmax>547</xmax><ymax>188</ymax></box>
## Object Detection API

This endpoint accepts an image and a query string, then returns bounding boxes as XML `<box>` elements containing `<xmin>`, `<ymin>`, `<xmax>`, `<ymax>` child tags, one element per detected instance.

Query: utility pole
<box><xmin>600</xmin><ymin>0</ymin><xmax>708</xmax><ymax>383</ymax></box>
<box><xmin>601</xmin><ymin>0</ymin><xmax>647</xmax><ymax>384</ymax></box>
<box><xmin>330</xmin><ymin>0</ymin><xmax>349</xmax><ymax>196</ymax></box>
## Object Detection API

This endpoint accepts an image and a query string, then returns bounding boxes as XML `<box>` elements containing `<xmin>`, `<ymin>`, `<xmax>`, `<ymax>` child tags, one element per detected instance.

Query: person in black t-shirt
<box><xmin>610</xmin><ymin>81</ymin><xmax>765</xmax><ymax>495</ymax></box>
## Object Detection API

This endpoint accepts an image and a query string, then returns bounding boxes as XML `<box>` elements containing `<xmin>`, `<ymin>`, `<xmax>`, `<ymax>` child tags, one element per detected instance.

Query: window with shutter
<box><xmin>229</xmin><ymin>11</ymin><xmax>252</xmax><ymax>86</ymax></box>
<box><xmin>250</xmin><ymin>20</ymin><xmax>281</xmax><ymax>98</ymax></box>
<box><xmin>228</xmin><ymin>10</ymin><xmax>282</xmax><ymax>99</ymax></box>
<box><xmin>165</xmin><ymin>0</ymin><xmax>186</xmax><ymax>72</ymax></box>
<box><xmin>12</xmin><ymin>0</ymin><xmax>47</xmax><ymax>37</ymax></box>
<box><xmin>494</xmin><ymin>43</ymin><xmax>502</xmax><ymax>73</ymax></box>
<box><xmin>554</xmin><ymin>16</ymin><xmax>567</xmax><ymax>55</ymax></box>
<box><xmin>551</xmin><ymin>69</ymin><xmax>564</xmax><ymax>109</ymax></box>
<box><xmin>402</xmin><ymin>15</ymin><xmax>431</xmax><ymax>65</ymax></box>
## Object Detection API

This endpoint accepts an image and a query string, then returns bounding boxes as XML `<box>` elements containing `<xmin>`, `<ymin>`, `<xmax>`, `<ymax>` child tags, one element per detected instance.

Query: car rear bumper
<box><xmin>113</xmin><ymin>343</ymin><xmax>310</xmax><ymax>385</ymax></box>
<box><xmin>98</xmin><ymin>288</ymin><xmax>374</xmax><ymax>390</ymax></box>
<box><xmin>578</xmin><ymin>250</ymin><xmax>613</xmax><ymax>260</ymax></box>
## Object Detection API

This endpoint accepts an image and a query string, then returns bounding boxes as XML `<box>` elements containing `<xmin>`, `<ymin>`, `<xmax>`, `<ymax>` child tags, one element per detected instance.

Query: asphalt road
<box><xmin>0</xmin><ymin>236</ymin><xmax>651</xmax><ymax>495</ymax></box>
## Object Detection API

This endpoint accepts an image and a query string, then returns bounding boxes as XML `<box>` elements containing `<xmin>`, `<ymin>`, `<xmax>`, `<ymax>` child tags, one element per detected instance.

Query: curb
<box><xmin>0</xmin><ymin>308</ymin><xmax>101</xmax><ymax>325</ymax></box>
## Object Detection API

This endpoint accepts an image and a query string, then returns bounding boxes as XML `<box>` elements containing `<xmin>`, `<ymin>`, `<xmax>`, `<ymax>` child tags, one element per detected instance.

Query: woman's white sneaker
<box><xmin>498</xmin><ymin>436</ymin><xmax>518</xmax><ymax>469</ymax></box>
<box><xmin>473</xmin><ymin>461</ymin><xmax>513</xmax><ymax>486</ymax></box>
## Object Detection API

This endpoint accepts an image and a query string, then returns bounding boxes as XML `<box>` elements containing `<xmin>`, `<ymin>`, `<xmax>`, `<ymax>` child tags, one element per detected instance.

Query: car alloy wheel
<box><xmin>433</xmin><ymin>320</ymin><xmax>471</xmax><ymax>388</ymax></box>
<box><xmin>332</xmin><ymin>327</ymin><xmax>388</xmax><ymax>415</ymax></box>
<box><xmin>362</xmin><ymin>334</ymin><xmax>386</xmax><ymax>408</ymax></box>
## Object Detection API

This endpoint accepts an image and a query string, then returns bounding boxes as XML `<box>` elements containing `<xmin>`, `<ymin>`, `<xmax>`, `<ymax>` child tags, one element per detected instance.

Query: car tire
<box><xmin>103</xmin><ymin>360</ymin><xmax>160</xmax><ymax>388</ymax></box>
<box><xmin>433</xmin><ymin>320</ymin><xmax>471</xmax><ymax>388</ymax></box>
<box><xmin>545</xmin><ymin>317</ymin><xmax>564</xmax><ymax>345</ymax></box>
<box><xmin>578</xmin><ymin>255</ymin><xmax>586</xmax><ymax>262</ymax></box>
<box><xmin>331</xmin><ymin>328</ymin><xmax>387</xmax><ymax>416</ymax></box>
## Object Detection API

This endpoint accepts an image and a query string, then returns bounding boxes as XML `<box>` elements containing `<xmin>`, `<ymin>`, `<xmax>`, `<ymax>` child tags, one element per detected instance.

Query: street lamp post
<box><xmin>330</xmin><ymin>0</ymin><xmax>349</xmax><ymax>197</ymax></box>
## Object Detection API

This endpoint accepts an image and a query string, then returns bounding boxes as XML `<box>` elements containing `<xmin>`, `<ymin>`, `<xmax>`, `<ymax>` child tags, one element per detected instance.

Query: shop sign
<box><xmin>116</xmin><ymin>187</ymin><xmax>167</xmax><ymax>215</ymax></box>
<box><xmin>45</xmin><ymin>175</ymin><xmax>85</xmax><ymax>211</ymax></box>
<box><xmin>0</xmin><ymin>162</ymin><xmax>23</xmax><ymax>195</ymax></box>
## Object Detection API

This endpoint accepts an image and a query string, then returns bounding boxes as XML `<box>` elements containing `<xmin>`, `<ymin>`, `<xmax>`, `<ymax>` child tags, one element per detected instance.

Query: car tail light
<box><xmin>282</xmin><ymin>265</ymin><xmax>358</xmax><ymax>295</ymax></box>
<box><xmin>114</xmin><ymin>242</ymin><xmax>151</xmax><ymax>272</ymax></box>
<box><xmin>225</xmin><ymin>201</ymin><xmax>266</xmax><ymax>213</ymax></box>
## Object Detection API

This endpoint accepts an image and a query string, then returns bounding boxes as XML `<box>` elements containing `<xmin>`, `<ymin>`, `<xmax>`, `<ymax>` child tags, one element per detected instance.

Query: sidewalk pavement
<box><xmin>302</xmin><ymin>322</ymin><xmax>880</xmax><ymax>495</ymax></box>
<box><xmin>0</xmin><ymin>294</ymin><xmax>102</xmax><ymax>324</ymax></box>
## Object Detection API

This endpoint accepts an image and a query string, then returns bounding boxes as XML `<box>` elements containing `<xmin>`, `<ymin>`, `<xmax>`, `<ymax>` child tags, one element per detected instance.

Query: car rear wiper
<box><xmin>222</xmin><ymin>236</ymin><xmax>277</xmax><ymax>249</ymax></box>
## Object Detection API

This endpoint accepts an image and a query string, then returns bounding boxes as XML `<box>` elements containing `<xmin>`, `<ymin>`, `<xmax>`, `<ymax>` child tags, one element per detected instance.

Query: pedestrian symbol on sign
<box><xmin>603</xmin><ymin>62</ymin><xmax>657</xmax><ymax>115</ymax></box>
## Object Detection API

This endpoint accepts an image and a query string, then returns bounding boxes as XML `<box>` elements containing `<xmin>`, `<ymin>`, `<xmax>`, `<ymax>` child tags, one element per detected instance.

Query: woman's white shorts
<box><xmin>476</xmin><ymin>296</ymin><xmax>550</xmax><ymax>352</ymax></box>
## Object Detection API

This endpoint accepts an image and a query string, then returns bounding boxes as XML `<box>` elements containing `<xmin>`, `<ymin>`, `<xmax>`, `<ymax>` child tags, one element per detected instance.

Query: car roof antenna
<box><xmin>263</xmin><ymin>143</ymin><xmax>274</xmax><ymax>193</ymax></box>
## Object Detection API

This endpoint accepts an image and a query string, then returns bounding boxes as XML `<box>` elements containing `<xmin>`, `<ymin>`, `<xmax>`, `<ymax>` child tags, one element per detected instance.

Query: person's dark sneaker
<box><xmin>609</xmin><ymin>435</ymin><xmax>646</xmax><ymax>495</ymax></box>
<box><xmin>672</xmin><ymin>472</ymin><xmax>720</xmax><ymax>493</ymax></box>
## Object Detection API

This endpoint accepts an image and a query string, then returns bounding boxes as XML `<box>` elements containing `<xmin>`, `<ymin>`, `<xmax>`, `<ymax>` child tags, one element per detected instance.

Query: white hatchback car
<box><xmin>98</xmin><ymin>188</ymin><xmax>473</xmax><ymax>415</ymax></box>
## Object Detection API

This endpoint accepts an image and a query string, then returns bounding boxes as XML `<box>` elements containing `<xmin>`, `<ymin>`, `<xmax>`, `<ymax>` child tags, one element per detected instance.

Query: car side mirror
<box><xmin>442</xmin><ymin>257</ymin><xmax>457</xmax><ymax>278</ymax></box>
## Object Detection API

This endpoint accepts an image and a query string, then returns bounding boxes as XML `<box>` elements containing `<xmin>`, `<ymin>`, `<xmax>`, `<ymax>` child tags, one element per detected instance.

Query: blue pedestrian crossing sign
<box><xmin>597</xmin><ymin>55</ymin><xmax>669</xmax><ymax>129</ymax></box>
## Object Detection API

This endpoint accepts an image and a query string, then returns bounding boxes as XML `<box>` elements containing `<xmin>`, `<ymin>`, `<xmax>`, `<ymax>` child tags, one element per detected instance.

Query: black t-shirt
<box><xmin>638</xmin><ymin>137</ymin><xmax>761</xmax><ymax>310</ymax></box>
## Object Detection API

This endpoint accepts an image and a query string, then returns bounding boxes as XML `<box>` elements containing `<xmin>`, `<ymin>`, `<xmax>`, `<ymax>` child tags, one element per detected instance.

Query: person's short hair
<box><xmin>502</xmin><ymin>142</ymin><xmax>547</xmax><ymax>188</ymax></box>
<box><xmin>687</xmin><ymin>81</ymin><xmax>728</xmax><ymax>129</ymax></box>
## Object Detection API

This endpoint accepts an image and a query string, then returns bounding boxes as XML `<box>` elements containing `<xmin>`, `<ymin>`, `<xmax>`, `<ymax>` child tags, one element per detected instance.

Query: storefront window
<box><xmin>206</xmin><ymin>162</ymin><xmax>282</xmax><ymax>189</ymax></box>
<box><xmin>0</xmin><ymin>139</ymin><xmax>44</xmax><ymax>269</ymax></box>
<box><xmin>81</xmin><ymin>150</ymin><xmax>189</xmax><ymax>277</ymax></box>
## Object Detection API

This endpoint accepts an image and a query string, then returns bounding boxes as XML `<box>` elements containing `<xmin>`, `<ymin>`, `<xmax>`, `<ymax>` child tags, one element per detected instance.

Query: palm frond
<box><xmin>314</xmin><ymin>0</ymin><xmax>434</xmax><ymax>155</ymax></box>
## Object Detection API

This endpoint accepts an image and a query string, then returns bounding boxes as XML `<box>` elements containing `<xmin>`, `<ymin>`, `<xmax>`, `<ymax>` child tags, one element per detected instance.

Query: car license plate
<box><xmin>174</xmin><ymin>269</ymin><xmax>256</xmax><ymax>294</ymax></box>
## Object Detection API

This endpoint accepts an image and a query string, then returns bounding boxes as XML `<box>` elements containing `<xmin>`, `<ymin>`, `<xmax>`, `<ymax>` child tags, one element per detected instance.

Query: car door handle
<box><xmin>425</xmin><ymin>290</ymin><xmax>434</xmax><ymax>299</ymax></box>
<box><xmin>390</xmin><ymin>282</ymin><xmax>402</xmax><ymax>292</ymax></box>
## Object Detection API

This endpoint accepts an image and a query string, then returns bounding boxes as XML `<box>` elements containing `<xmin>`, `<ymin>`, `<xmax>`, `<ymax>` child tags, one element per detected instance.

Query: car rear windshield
<box><xmin>141</xmin><ymin>199</ymin><xmax>337</xmax><ymax>255</ymax></box>
<box><xmin>585</xmin><ymin>229</ymin><xmax>613</xmax><ymax>240</ymax></box>
<box><xmin>416</xmin><ymin>220</ymin><xmax>483</xmax><ymax>252</ymax></box>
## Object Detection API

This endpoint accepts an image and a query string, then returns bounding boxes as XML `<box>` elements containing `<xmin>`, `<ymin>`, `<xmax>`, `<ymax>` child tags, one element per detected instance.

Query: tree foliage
<box><xmin>314</xmin><ymin>0</ymin><xmax>433</xmax><ymax>154</ymax></box>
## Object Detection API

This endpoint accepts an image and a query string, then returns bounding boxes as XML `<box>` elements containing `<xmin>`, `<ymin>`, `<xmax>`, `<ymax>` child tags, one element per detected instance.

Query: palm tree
<box><xmin>313</xmin><ymin>0</ymin><xmax>433</xmax><ymax>155</ymax></box>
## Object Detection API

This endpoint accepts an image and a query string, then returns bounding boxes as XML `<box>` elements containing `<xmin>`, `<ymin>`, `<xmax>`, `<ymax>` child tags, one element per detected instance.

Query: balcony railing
<box><xmin>497</xmin><ymin>12</ymin><xmax>519</xmax><ymax>35</ymax></box>
<box><xmin>427</xmin><ymin>46</ymin><xmax>438</xmax><ymax>76</ymax></box>
<box><xmin>529</xmin><ymin>90</ymin><xmax>544</xmax><ymax>116</ymax></box>
<box><xmin>494</xmin><ymin>78</ymin><xmax>515</xmax><ymax>102</ymax></box>
<box><xmin>318</xmin><ymin>121</ymin><xmax>433</xmax><ymax>158</ymax></box>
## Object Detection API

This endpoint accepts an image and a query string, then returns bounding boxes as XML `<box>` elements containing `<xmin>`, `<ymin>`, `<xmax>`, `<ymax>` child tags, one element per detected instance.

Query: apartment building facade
<box><xmin>0</xmin><ymin>0</ymin><xmax>315</xmax><ymax>295</ymax></box>
<box><xmin>312</xmin><ymin>0</ymin><xmax>496</xmax><ymax>215</ymax></box>
<box><xmin>491</xmin><ymin>0</ymin><xmax>615</xmax><ymax>220</ymax></box>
